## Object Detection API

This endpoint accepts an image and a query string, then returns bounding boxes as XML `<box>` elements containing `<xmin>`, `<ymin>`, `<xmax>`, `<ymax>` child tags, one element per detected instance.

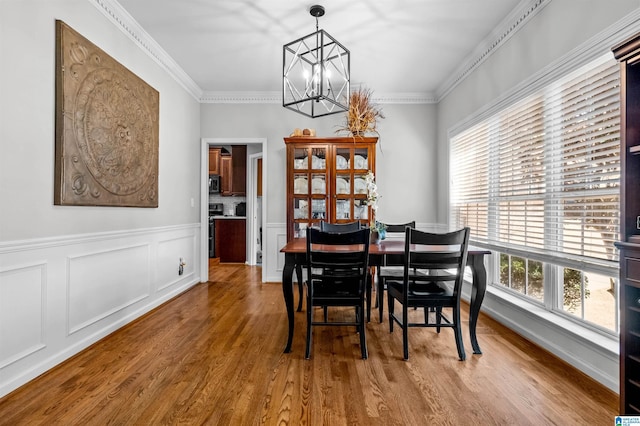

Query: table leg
<box><xmin>295</xmin><ymin>263</ymin><xmax>303</xmax><ymax>312</ymax></box>
<box><xmin>282</xmin><ymin>253</ymin><xmax>296</xmax><ymax>353</ymax></box>
<box><xmin>468</xmin><ymin>254</ymin><xmax>487</xmax><ymax>354</ymax></box>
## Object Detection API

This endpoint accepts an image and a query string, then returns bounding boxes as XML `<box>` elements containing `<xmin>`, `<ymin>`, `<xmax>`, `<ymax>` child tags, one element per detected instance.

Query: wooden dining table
<box><xmin>280</xmin><ymin>238</ymin><xmax>491</xmax><ymax>355</ymax></box>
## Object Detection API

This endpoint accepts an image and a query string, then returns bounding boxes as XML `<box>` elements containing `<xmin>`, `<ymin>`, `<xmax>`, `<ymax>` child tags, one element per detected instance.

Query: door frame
<box><xmin>247</xmin><ymin>152</ymin><xmax>263</xmax><ymax>266</ymax></box>
<box><xmin>200</xmin><ymin>138</ymin><xmax>267</xmax><ymax>282</ymax></box>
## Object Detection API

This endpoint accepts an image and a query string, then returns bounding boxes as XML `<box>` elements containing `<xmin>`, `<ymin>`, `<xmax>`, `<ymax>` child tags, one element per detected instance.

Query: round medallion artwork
<box><xmin>74</xmin><ymin>68</ymin><xmax>156</xmax><ymax>196</ymax></box>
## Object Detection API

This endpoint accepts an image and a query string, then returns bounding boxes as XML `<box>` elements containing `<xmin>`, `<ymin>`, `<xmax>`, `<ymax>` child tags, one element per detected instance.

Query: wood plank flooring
<box><xmin>0</xmin><ymin>263</ymin><xmax>618</xmax><ymax>425</ymax></box>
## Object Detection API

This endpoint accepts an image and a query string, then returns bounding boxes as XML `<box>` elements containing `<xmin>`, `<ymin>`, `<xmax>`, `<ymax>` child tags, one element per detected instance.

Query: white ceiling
<box><xmin>114</xmin><ymin>0</ymin><xmax>527</xmax><ymax>99</ymax></box>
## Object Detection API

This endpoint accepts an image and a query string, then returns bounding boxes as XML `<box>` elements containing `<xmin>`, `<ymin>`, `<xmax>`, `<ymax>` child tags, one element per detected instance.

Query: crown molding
<box><xmin>90</xmin><ymin>0</ymin><xmax>203</xmax><ymax>101</ymax></box>
<box><xmin>200</xmin><ymin>91</ymin><xmax>438</xmax><ymax>104</ymax></box>
<box><xmin>435</xmin><ymin>0</ymin><xmax>551</xmax><ymax>101</ymax></box>
<box><xmin>200</xmin><ymin>92</ymin><xmax>281</xmax><ymax>104</ymax></box>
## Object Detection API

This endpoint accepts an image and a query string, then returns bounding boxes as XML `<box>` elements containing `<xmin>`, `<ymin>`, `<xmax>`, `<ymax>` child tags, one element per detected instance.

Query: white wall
<box><xmin>0</xmin><ymin>0</ymin><xmax>202</xmax><ymax>397</ymax></box>
<box><xmin>0</xmin><ymin>0</ymin><xmax>202</xmax><ymax>241</ymax></box>
<box><xmin>436</xmin><ymin>0</ymin><xmax>640</xmax><ymax>392</ymax></box>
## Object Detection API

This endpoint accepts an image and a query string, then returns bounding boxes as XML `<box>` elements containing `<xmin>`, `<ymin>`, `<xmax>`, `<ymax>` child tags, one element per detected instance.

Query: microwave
<box><xmin>209</xmin><ymin>174</ymin><xmax>220</xmax><ymax>193</ymax></box>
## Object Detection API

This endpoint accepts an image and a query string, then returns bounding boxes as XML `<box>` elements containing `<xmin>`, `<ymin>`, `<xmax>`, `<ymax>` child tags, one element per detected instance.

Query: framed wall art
<box><xmin>54</xmin><ymin>20</ymin><xmax>159</xmax><ymax>207</ymax></box>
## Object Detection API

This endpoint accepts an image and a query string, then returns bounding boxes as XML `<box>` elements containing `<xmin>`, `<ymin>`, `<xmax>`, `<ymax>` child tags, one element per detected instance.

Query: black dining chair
<box><xmin>387</xmin><ymin>227</ymin><xmax>470</xmax><ymax>361</ymax></box>
<box><xmin>319</xmin><ymin>220</ymin><xmax>372</xmax><ymax>321</ymax></box>
<box><xmin>305</xmin><ymin>227</ymin><xmax>371</xmax><ymax>359</ymax></box>
<box><xmin>375</xmin><ymin>221</ymin><xmax>416</xmax><ymax>322</ymax></box>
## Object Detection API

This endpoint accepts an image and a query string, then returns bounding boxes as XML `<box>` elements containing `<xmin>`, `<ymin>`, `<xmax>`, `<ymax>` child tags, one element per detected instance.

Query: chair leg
<box><xmin>402</xmin><ymin>304</ymin><xmax>409</xmax><ymax>360</ymax></box>
<box><xmin>378</xmin><ymin>277</ymin><xmax>385</xmax><ymax>323</ymax></box>
<box><xmin>366</xmin><ymin>281</ymin><xmax>372</xmax><ymax>322</ymax></box>
<box><xmin>436</xmin><ymin>307</ymin><xmax>443</xmax><ymax>333</ymax></box>
<box><xmin>388</xmin><ymin>293</ymin><xmax>394</xmax><ymax>332</ymax></box>
<box><xmin>324</xmin><ymin>306</ymin><xmax>328</xmax><ymax>322</ymax></box>
<box><xmin>305</xmin><ymin>290</ymin><xmax>312</xmax><ymax>359</ymax></box>
<box><xmin>359</xmin><ymin>303</ymin><xmax>368</xmax><ymax>359</ymax></box>
<box><xmin>453</xmin><ymin>306</ymin><xmax>466</xmax><ymax>361</ymax></box>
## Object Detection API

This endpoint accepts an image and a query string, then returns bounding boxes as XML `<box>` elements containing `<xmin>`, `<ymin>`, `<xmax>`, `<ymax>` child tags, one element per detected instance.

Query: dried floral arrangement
<box><xmin>336</xmin><ymin>87</ymin><xmax>384</xmax><ymax>136</ymax></box>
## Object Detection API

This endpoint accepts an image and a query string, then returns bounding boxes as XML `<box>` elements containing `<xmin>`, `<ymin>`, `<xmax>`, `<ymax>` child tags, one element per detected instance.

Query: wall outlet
<box><xmin>178</xmin><ymin>257</ymin><xmax>186</xmax><ymax>275</ymax></box>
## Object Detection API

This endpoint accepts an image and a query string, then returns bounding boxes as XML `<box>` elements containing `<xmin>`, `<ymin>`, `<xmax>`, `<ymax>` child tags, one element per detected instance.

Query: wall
<box><xmin>0</xmin><ymin>0</ymin><xmax>202</xmax><ymax>397</ymax></box>
<box><xmin>436</xmin><ymin>0</ymin><xmax>640</xmax><ymax>391</ymax></box>
<box><xmin>200</xmin><ymin>102</ymin><xmax>438</xmax><ymax>281</ymax></box>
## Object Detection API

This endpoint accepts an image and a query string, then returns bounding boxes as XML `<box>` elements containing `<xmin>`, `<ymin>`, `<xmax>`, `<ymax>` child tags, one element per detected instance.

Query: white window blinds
<box><xmin>450</xmin><ymin>56</ymin><xmax>620</xmax><ymax>270</ymax></box>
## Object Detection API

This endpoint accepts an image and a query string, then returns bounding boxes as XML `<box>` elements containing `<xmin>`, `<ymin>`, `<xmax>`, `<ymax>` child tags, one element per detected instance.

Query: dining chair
<box><xmin>387</xmin><ymin>227</ymin><xmax>470</xmax><ymax>361</ymax></box>
<box><xmin>305</xmin><ymin>227</ymin><xmax>371</xmax><ymax>359</ymax></box>
<box><xmin>319</xmin><ymin>220</ymin><xmax>371</xmax><ymax>321</ymax></box>
<box><xmin>375</xmin><ymin>221</ymin><xmax>416</xmax><ymax>323</ymax></box>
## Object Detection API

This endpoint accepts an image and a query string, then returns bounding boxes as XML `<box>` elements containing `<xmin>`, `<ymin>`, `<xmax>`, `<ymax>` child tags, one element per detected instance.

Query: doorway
<box><xmin>200</xmin><ymin>138</ymin><xmax>267</xmax><ymax>283</ymax></box>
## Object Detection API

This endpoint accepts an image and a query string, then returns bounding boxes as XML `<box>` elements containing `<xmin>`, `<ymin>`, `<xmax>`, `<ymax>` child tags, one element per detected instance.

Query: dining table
<box><xmin>280</xmin><ymin>238</ymin><xmax>491</xmax><ymax>355</ymax></box>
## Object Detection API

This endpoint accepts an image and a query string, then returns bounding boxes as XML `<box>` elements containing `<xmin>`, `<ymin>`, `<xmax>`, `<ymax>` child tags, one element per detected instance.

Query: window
<box><xmin>450</xmin><ymin>55</ymin><xmax>620</xmax><ymax>333</ymax></box>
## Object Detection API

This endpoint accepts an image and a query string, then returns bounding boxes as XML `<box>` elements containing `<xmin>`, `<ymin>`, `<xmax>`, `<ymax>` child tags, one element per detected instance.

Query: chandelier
<box><xmin>282</xmin><ymin>5</ymin><xmax>350</xmax><ymax>118</ymax></box>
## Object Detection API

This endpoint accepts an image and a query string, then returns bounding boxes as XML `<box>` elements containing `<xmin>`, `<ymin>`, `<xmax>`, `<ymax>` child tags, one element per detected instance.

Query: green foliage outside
<box><xmin>499</xmin><ymin>254</ymin><xmax>588</xmax><ymax>311</ymax></box>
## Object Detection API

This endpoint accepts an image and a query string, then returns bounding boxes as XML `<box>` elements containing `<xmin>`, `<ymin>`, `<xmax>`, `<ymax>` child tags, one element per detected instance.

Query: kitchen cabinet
<box><xmin>209</xmin><ymin>148</ymin><xmax>221</xmax><ymax>175</ymax></box>
<box><xmin>613</xmin><ymin>32</ymin><xmax>640</xmax><ymax>415</ymax></box>
<box><xmin>221</xmin><ymin>156</ymin><xmax>232</xmax><ymax>195</ymax></box>
<box><xmin>214</xmin><ymin>218</ymin><xmax>246</xmax><ymax>262</ymax></box>
<box><xmin>284</xmin><ymin>136</ymin><xmax>377</xmax><ymax>241</ymax></box>
<box><xmin>220</xmin><ymin>145</ymin><xmax>247</xmax><ymax>196</ymax></box>
<box><xmin>231</xmin><ymin>145</ymin><xmax>247</xmax><ymax>196</ymax></box>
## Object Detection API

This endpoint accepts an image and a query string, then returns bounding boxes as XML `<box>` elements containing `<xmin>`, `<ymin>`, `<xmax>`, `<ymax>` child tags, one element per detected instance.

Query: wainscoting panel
<box><xmin>0</xmin><ymin>224</ymin><xmax>200</xmax><ymax>398</ymax></box>
<box><xmin>157</xmin><ymin>234</ymin><xmax>197</xmax><ymax>291</ymax></box>
<box><xmin>264</xmin><ymin>223</ymin><xmax>286</xmax><ymax>282</ymax></box>
<box><xmin>0</xmin><ymin>262</ymin><xmax>46</xmax><ymax>369</ymax></box>
<box><xmin>68</xmin><ymin>244</ymin><xmax>151</xmax><ymax>335</ymax></box>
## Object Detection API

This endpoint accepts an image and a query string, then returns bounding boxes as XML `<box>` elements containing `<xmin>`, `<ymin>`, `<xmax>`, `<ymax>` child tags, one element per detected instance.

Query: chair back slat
<box><xmin>319</xmin><ymin>221</ymin><xmax>361</xmax><ymax>233</ymax></box>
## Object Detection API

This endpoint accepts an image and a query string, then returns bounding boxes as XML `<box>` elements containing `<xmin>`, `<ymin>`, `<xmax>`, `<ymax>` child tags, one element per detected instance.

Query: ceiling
<box><xmin>114</xmin><ymin>0</ymin><xmax>526</xmax><ymax>100</ymax></box>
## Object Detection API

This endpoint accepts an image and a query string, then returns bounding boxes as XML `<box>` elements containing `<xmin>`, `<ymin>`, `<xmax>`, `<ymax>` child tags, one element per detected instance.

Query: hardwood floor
<box><xmin>0</xmin><ymin>263</ymin><xmax>618</xmax><ymax>425</ymax></box>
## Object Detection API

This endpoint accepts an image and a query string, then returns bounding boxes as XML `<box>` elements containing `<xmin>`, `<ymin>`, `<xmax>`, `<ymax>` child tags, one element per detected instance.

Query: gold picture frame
<box><xmin>54</xmin><ymin>20</ymin><xmax>159</xmax><ymax>207</ymax></box>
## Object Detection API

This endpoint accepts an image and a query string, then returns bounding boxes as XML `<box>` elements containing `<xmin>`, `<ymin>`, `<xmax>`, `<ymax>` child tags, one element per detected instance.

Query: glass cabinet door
<box><xmin>333</xmin><ymin>145</ymin><xmax>372</xmax><ymax>227</ymax></box>
<box><xmin>291</xmin><ymin>146</ymin><xmax>328</xmax><ymax>238</ymax></box>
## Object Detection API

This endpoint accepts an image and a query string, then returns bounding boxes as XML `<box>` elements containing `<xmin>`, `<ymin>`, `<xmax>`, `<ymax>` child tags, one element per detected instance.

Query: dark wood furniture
<box><xmin>376</xmin><ymin>221</ymin><xmax>416</xmax><ymax>322</ymax></box>
<box><xmin>284</xmin><ymin>136</ymin><xmax>377</xmax><ymax>241</ymax></box>
<box><xmin>231</xmin><ymin>145</ymin><xmax>247</xmax><ymax>196</ymax></box>
<box><xmin>215</xmin><ymin>218</ymin><xmax>246</xmax><ymax>263</ymax></box>
<box><xmin>304</xmin><ymin>228</ymin><xmax>371</xmax><ymax>359</ymax></box>
<box><xmin>280</xmin><ymin>238</ymin><xmax>490</xmax><ymax>354</ymax></box>
<box><xmin>220</xmin><ymin>156</ymin><xmax>232</xmax><ymax>195</ymax></box>
<box><xmin>209</xmin><ymin>147</ymin><xmax>221</xmax><ymax>175</ymax></box>
<box><xmin>613</xmin><ymin>33</ymin><xmax>640</xmax><ymax>415</ymax></box>
<box><xmin>386</xmin><ymin>227</ymin><xmax>470</xmax><ymax>361</ymax></box>
<box><xmin>218</xmin><ymin>145</ymin><xmax>247</xmax><ymax>196</ymax></box>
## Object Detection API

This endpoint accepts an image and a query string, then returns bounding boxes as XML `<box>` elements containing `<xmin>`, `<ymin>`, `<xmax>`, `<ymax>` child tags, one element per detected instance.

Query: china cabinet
<box><xmin>613</xmin><ymin>32</ymin><xmax>640</xmax><ymax>415</ymax></box>
<box><xmin>284</xmin><ymin>136</ymin><xmax>377</xmax><ymax>241</ymax></box>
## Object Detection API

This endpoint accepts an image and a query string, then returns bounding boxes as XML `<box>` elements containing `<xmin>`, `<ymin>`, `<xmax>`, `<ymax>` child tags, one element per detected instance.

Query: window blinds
<box><xmin>450</xmin><ymin>57</ymin><xmax>620</xmax><ymax>270</ymax></box>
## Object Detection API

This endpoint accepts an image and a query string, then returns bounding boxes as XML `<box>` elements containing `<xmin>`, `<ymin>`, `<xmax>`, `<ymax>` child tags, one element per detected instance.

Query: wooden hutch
<box><xmin>284</xmin><ymin>136</ymin><xmax>377</xmax><ymax>241</ymax></box>
<box><xmin>613</xmin><ymin>33</ymin><xmax>640</xmax><ymax>415</ymax></box>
